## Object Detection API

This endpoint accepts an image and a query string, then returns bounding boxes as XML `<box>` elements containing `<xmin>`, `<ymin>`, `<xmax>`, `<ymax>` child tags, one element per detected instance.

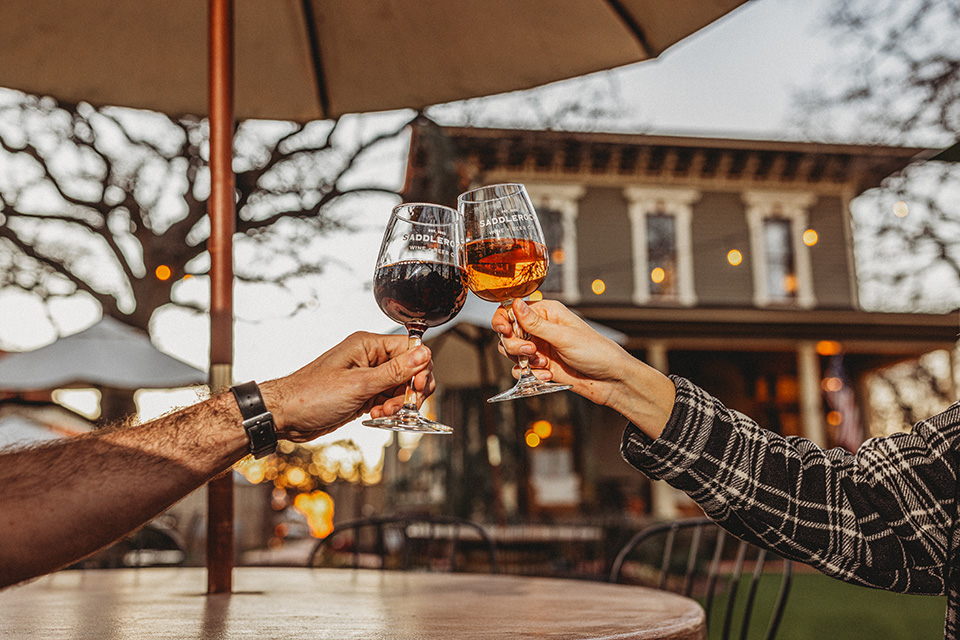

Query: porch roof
<box><xmin>573</xmin><ymin>304</ymin><xmax>958</xmax><ymax>357</ymax></box>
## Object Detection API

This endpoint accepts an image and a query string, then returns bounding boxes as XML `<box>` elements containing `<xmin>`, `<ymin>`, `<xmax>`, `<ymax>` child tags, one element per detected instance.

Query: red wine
<box><xmin>375</xmin><ymin>260</ymin><xmax>467</xmax><ymax>330</ymax></box>
<box><xmin>464</xmin><ymin>238</ymin><xmax>548</xmax><ymax>302</ymax></box>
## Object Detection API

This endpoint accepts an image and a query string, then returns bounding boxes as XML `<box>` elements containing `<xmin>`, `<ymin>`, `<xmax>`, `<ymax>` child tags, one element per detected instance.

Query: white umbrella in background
<box><xmin>0</xmin><ymin>0</ymin><xmax>752</xmax><ymax>591</ymax></box>
<box><xmin>0</xmin><ymin>316</ymin><xmax>205</xmax><ymax>391</ymax></box>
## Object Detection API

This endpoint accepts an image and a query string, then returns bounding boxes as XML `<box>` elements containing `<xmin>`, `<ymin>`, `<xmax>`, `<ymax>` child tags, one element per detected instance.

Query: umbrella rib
<box><xmin>299</xmin><ymin>0</ymin><xmax>331</xmax><ymax>118</ymax></box>
<box><xmin>602</xmin><ymin>0</ymin><xmax>654</xmax><ymax>57</ymax></box>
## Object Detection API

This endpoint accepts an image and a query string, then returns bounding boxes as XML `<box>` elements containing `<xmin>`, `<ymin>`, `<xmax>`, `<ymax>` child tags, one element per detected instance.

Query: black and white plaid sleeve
<box><xmin>621</xmin><ymin>375</ymin><xmax>960</xmax><ymax>633</ymax></box>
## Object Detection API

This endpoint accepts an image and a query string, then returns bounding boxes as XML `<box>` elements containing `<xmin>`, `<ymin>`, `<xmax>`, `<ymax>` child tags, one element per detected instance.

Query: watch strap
<box><xmin>230</xmin><ymin>381</ymin><xmax>278</xmax><ymax>459</ymax></box>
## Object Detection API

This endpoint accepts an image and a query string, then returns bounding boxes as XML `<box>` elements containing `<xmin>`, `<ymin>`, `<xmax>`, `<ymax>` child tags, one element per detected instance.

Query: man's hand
<box><xmin>261</xmin><ymin>332</ymin><xmax>434</xmax><ymax>442</ymax></box>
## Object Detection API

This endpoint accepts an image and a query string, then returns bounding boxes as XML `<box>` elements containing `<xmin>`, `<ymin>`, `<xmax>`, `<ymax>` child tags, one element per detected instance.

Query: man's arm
<box><xmin>0</xmin><ymin>331</ymin><xmax>433</xmax><ymax>588</ymax></box>
<box><xmin>0</xmin><ymin>394</ymin><xmax>247</xmax><ymax>587</ymax></box>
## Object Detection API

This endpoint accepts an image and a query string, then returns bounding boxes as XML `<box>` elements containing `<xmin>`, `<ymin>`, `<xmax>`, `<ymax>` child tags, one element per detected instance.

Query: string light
<box><xmin>727</xmin><ymin>250</ymin><xmax>743</xmax><ymax>266</ymax></box>
<box><xmin>155</xmin><ymin>265</ymin><xmax>172</xmax><ymax>281</ymax></box>
<box><xmin>802</xmin><ymin>229</ymin><xmax>819</xmax><ymax>246</ymax></box>
<box><xmin>650</xmin><ymin>267</ymin><xmax>666</xmax><ymax>284</ymax></box>
<box><xmin>591</xmin><ymin>279</ymin><xmax>606</xmax><ymax>295</ymax></box>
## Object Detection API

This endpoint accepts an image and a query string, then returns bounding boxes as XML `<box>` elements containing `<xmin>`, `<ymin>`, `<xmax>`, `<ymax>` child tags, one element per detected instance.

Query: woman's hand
<box><xmin>493</xmin><ymin>299</ymin><xmax>675</xmax><ymax>439</ymax></box>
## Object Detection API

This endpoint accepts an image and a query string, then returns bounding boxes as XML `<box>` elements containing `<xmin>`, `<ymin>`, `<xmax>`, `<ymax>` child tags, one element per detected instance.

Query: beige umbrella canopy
<box><xmin>0</xmin><ymin>0</ymin><xmax>749</xmax><ymax>121</ymax></box>
<box><xmin>0</xmin><ymin>0</ymin><xmax>749</xmax><ymax>592</ymax></box>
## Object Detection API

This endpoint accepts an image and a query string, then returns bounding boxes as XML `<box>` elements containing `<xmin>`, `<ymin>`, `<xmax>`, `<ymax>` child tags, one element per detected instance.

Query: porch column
<box><xmin>797</xmin><ymin>341</ymin><xmax>827</xmax><ymax>447</ymax></box>
<box><xmin>646</xmin><ymin>341</ymin><xmax>680</xmax><ymax>521</ymax></box>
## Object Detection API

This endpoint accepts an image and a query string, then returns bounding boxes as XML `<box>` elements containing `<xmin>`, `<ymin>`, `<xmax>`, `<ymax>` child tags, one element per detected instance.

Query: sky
<box><xmin>0</xmin><ymin>0</ymin><xmax>860</xmax><ymax>458</ymax></box>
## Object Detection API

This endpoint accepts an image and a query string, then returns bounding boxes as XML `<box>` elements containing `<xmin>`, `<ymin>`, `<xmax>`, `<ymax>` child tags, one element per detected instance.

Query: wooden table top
<box><xmin>0</xmin><ymin>567</ymin><xmax>706</xmax><ymax>639</ymax></box>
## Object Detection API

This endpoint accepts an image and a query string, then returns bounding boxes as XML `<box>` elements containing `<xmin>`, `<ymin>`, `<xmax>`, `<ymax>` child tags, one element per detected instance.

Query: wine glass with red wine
<box><xmin>362</xmin><ymin>203</ymin><xmax>466</xmax><ymax>433</ymax></box>
<box><xmin>459</xmin><ymin>183</ymin><xmax>572</xmax><ymax>402</ymax></box>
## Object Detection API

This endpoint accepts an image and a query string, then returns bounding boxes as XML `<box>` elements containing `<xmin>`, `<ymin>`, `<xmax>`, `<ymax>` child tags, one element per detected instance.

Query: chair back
<box><xmin>609</xmin><ymin>517</ymin><xmax>792</xmax><ymax>640</ymax></box>
<box><xmin>308</xmin><ymin>514</ymin><xmax>498</xmax><ymax>574</ymax></box>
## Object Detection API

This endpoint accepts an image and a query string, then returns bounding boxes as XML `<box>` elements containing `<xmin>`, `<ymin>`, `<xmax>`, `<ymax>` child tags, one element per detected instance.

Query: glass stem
<box><xmin>502</xmin><ymin>300</ymin><xmax>535</xmax><ymax>379</ymax></box>
<box><xmin>401</xmin><ymin>331</ymin><xmax>424</xmax><ymax>414</ymax></box>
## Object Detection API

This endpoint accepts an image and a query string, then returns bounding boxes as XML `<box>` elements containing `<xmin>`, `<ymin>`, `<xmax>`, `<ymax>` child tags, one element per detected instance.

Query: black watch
<box><xmin>230</xmin><ymin>381</ymin><xmax>278</xmax><ymax>459</ymax></box>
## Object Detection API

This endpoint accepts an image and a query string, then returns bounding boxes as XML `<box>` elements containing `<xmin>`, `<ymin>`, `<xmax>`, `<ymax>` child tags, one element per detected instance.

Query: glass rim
<box><xmin>457</xmin><ymin>183</ymin><xmax>525</xmax><ymax>205</ymax></box>
<box><xmin>392</xmin><ymin>202</ymin><xmax>461</xmax><ymax>226</ymax></box>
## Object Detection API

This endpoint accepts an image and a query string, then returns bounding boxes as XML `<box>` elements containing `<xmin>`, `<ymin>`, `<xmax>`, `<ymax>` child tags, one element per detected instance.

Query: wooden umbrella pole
<box><xmin>207</xmin><ymin>0</ymin><xmax>235</xmax><ymax>594</ymax></box>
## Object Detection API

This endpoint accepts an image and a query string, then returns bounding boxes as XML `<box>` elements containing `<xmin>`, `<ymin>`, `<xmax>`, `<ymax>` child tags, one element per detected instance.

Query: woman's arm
<box><xmin>494</xmin><ymin>298</ymin><xmax>956</xmax><ymax>595</ymax></box>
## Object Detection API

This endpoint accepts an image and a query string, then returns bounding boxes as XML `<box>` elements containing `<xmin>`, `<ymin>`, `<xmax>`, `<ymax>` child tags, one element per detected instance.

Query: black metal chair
<box><xmin>609</xmin><ymin>517</ymin><xmax>792</xmax><ymax>640</ymax></box>
<box><xmin>308</xmin><ymin>514</ymin><xmax>498</xmax><ymax>574</ymax></box>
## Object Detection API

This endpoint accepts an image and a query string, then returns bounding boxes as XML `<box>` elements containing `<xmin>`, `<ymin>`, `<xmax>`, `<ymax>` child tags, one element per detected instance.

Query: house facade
<box><xmin>393</xmin><ymin>123</ymin><xmax>957</xmax><ymax>523</ymax></box>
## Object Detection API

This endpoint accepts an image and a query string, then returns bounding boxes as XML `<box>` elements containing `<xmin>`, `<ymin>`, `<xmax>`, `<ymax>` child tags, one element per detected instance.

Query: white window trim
<box><xmin>624</xmin><ymin>187</ymin><xmax>699</xmax><ymax>306</ymax></box>
<box><xmin>526</xmin><ymin>184</ymin><xmax>585</xmax><ymax>304</ymax></box>
<box><xmin>743</xmin><ymin>191</ymin><xmax>817</xmax><ymax>309</ymax></box>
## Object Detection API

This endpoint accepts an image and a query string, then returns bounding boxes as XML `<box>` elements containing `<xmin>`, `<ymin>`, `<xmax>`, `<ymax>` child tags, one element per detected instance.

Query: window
<box><xmin>744</xmin><ymin>191</ymin><xmax>816</xmax><ymax>308</ymax></box>
<box><xmin>537</xmin><ymin>206</ymin><xmax>565</xmax><ymax>295</ymax></box>
<box><xmin>624</xmin><ymin>187</ymin><xmax>699</xmax><ymax>306</ymax></box>
<box><xmin>763</xmin><ymin>218</ymin><xmax>797</xmax><ymax>302</ymax></box>
<box><xmin>525</xmin><ymin>184</ymin><xmax>585</xmax><ymax>303</ymax></box>
<box><xmin>646</xmin><ymin>212</ymin><xmax>678</xmax><ymax>297</ymax></box>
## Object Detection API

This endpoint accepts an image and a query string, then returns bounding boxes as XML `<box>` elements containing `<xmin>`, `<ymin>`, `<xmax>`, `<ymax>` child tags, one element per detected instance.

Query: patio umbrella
<box><xmin>0</xmin><ymin>0</ymin><xmax>750</xmax><ymax>121</ymax></box>
<box><xmin>0</xmin><ymin>316</ymin><xmax>205</xmax><ymax>392</ymax></box>
<box><xmin>0</xmin><ymin>0</ymin><xmax>750</xmax><ymax>591</ymax></box>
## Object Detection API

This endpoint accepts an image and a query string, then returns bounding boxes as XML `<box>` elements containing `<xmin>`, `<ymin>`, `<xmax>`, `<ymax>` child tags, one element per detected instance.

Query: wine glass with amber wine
<box><xmin>362</xmin><ymin>203</ymin><xmax>466</xmax><ymax>433</ymax></box>
<box><xmin>459</xmin><ymin>183</ymin><xmax>572</xmax><ymax>402</ymax></box>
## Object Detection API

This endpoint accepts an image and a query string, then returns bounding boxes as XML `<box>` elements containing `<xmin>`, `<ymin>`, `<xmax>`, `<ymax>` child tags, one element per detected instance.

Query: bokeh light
<box><xmin>893</xmin><ymin>201</ymin><xmax>909</xmax><ymax>218</ymax></box>
<box><xmin>531</xmin><ymin>420</ymin><xmax>553</xmax><ymax>439</ymax></box>
<box><xmin>591</xmin><ymin>279</ymin><xmax>606</xmax><ymax>295</ymax></box>
<box><xmin>816</xmin><ymin>340</ymin><xmax>842</xmax><ymax>356</ymax></box>
<box><xmin>802</xmin><ymin>229</ymin><xmax>818</xmax><ymax>246</ymax></box>
<box><xmin>155</xmin><ymin>265</ymin><xmax>172</xmax><ymax>281</ymax></box>
<box><xmin>727</xmin><ymin>249</ymin><xmax>742</xmax><ymax>266</ymax></box>
<box><xmin>821</xmin><ymin>377</ymin><xmax>843</xmax><ymax>393</ymax></box>
<box><xmin>650</xmin><ymin>267</ymin><xmax>666</xmax><ymax>284</ymax></box>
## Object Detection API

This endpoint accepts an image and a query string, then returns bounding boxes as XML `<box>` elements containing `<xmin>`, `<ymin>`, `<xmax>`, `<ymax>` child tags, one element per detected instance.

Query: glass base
<box><xmin>362</xmin><ymin>414</ymin><xmax>453</xmax><ymax>434</ymax></box>
<box><xmin>487</xmin><ymin>376</ymin><xmax>572</xmax><ymax>403</ymax></box>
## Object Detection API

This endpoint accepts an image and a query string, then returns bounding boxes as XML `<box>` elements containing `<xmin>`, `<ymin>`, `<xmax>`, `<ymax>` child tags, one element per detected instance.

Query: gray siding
<box><xmin>693</xmin><ymin>191</ymin><xmax>754</xmax><ymax>306</ymax></box>
<box><xmin>576</xmin><ymin>187</ymin><xmax>633</xmax><ymax>303</ymax></box>
<box><xmin>808</xmin><ymin>195</ymin><xmax>855</xmax><ymax>308</ymax></box>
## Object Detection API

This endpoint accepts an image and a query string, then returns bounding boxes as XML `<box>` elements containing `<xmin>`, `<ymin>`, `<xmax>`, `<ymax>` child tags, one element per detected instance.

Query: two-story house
<box><xmin>391</xmin><ymin>122</ymin><xmax>957</xmax><ymax>523</ymax></box>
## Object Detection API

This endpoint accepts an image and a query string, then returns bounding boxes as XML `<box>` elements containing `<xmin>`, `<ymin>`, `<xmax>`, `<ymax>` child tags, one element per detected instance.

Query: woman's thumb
<box><xmin>513</xmin><ymin>299</ymin><xmax>567</xmax><ymax>346</ymax></box>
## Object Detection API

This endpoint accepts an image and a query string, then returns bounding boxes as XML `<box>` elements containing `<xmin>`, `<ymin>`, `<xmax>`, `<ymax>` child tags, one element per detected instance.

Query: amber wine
<box><xmin>464</xmin><ymin>237</ymin><xmax>548</xmax><ymax>302</ymax></box>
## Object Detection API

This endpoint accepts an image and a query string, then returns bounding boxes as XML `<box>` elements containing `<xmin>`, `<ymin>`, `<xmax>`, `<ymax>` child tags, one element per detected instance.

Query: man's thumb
<box><xmin>369</xmin><ymin>345</ymin><xmax>430</xmax><ymax>390</ymax></box>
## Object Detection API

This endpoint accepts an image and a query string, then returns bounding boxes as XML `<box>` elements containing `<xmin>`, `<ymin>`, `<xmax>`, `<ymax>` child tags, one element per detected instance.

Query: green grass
<box><xmin>705</xmin><ymin>571</ymin><xmax>947</xmax><ymax>640</ymax></box>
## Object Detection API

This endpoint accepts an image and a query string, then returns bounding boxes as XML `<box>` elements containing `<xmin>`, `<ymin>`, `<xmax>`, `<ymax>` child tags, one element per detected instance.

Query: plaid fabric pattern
<box><xmin>621</xmin><ymin>376</ymin><xmax>959</xmax><ymax>639</ymax></box>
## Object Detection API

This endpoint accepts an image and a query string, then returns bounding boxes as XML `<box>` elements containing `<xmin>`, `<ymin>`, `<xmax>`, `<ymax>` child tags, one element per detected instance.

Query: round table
<box><xmin>0</xmin><ymin>567</ymin><xmax>706</xmax><ymax>639</ymax></box>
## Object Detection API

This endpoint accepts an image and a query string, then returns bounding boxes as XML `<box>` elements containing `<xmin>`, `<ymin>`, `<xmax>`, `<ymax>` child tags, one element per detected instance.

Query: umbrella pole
<box><xmin>206</xmin><ymin>0</ymin><xmax>235</xmax><ymax>594</ymax></box>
